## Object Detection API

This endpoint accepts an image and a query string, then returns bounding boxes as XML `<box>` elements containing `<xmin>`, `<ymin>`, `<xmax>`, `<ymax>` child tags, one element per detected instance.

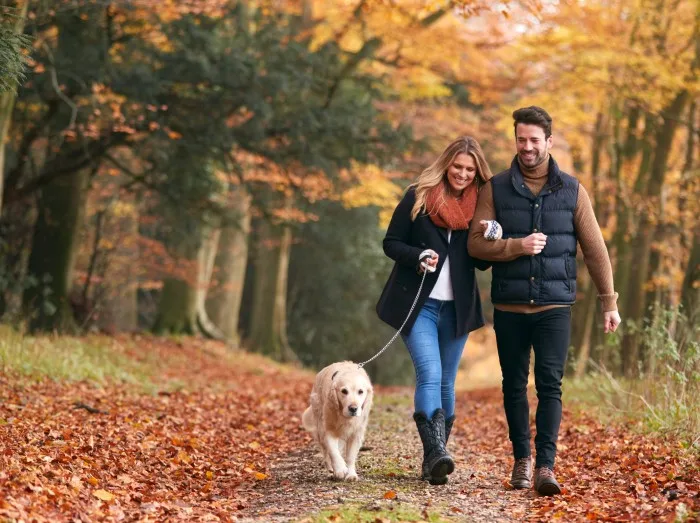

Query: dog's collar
<box><xmin>331</xmin><ymin>370</ymin><xmax>339</xmax><ymax>381</ymax></box>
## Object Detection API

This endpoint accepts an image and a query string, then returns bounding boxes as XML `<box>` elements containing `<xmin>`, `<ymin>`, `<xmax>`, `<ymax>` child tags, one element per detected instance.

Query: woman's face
<box><xmin>446</xmin><ymin>153</ymin><xmax>477</xmax><ymax>196</ymax></box>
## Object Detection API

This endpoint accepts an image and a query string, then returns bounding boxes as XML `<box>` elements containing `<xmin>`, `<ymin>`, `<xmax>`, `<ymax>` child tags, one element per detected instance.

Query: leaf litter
<box><xmin>0</xmin><ymin>335</ymin><xmax>697</xmax><ymax>522</ymax></box>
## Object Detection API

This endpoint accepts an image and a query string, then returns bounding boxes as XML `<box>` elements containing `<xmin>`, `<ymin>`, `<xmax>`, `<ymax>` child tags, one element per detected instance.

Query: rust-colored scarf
<box><xmin>425</xmin><ymin>181</ymin><xmax>478</xmax><ymax>230</ymax></box>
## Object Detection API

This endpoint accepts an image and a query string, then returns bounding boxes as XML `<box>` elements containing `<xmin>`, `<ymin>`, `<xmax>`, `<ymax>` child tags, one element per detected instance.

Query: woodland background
<box><xmin>0</xmin><ymin>0</ymin><xmax>698</xmax><ymax>425</ymax></box>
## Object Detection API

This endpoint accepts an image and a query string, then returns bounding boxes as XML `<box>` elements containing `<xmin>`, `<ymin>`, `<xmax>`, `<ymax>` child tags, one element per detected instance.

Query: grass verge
<box><xmin>564</xmin><ymin>368</ymin><xmax>699</xmax><ymax>454</ymax></box>
<box><xmin>0</xmin><ymin>325</ymin><xmax>155</xmax><ymax>388</ymax></box>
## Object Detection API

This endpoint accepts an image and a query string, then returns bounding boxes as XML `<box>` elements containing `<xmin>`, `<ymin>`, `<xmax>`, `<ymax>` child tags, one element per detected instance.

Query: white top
<box><xmin>429</xmin><ymin>230</ymin><xmax>454</xmax><ymax>301</ymax></box>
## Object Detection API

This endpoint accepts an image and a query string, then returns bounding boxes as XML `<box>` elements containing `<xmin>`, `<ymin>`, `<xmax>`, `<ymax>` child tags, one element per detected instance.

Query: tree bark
<box><xmin>22</xmin><ymin>170</ymin><xmax>90</xmax><ymax>333</ymax></box>
<box><xmin>247</xmin><ymin>218</ymin><xmax>297</xmax><ymax>362</ymax></box>
<box><xmin>152</xmin><ymin>217</ymin><xmax>202</xmax><ymax>335</ymax></box>
<box><xmin>98</xmin><ymin>199</ymin><xmax>139</xmax><ymax>332</ymax></box>
<box><xmin>621</xmin><ymin>90</ymin><xmax>690</xmax><ymax>377</ymax></box>
<box><xmin>206</xmin><ymin>188</ymin><xmax>251</xmax><ymax>344</ymax></box>
<box><xmin>570</xmin><ymin>108</ymin><xmax>607</xmax><ymax>376</ymax></box>
<box><xmin>680</xmin><ymin>233</ymin><xmax>699</xmax><ymax>323</ymax></box>
<box><xmin>152</xmin><ymin>277</ymin><xmax>199</xmax><ymax>335</ymax></box>
<box><xmin>612</xmin><ymin>110</ymin><xmax>652</xmax><ymax>310</ymax></box>
<box><xmin>679</xmin><ymin>100</ymin><xmax>699</xmax><ymax>324</ymax></box>
<box><xmin>574</xmin><ymin>284</ymin><xmax>599</xmax><ymax>378</ymax></box>
<box><xmin>195</xmin><ymin>219</ymin><xmax>227</xmax><ymax>340</ymax></box>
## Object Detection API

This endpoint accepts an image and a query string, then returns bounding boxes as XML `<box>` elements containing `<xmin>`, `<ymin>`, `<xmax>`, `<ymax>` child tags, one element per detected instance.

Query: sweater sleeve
<box><xmin>574</xmin><ymin>184</ymin><xmax>618</xmax><ymax>312</ymax></box>
<box><xmin>468</xmin><ymin>182</ymin><xmax>527</xmax><ymax>262</ymax></box>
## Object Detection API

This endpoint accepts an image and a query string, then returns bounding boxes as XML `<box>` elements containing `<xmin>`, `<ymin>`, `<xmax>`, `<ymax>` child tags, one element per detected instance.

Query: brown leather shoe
<box><xmin>510</xmin><ymin>457</ymin><xmax>532</xmax><ymax>489</ymax></box>
<box><xmin>534</xmin><ymin>467</ymin><xmax>561</xmax><ymax>496</ymax></box>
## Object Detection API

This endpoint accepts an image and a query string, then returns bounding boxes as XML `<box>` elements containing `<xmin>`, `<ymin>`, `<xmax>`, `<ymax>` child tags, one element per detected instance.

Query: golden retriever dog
<box><xmin>302</xmin><ymin>361</ymin><xmax>373</xmax><ymax>481</ymax></box>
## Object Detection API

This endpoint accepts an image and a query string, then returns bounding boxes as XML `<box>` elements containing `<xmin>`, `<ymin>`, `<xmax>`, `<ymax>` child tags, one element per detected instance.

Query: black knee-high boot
<box><xmin>414</xmin><ymin>408</ymin><xmax>454</xmax><ymax>485</ymax></box>
<box><xmin>445</xmin><ymin>415</ymin><xmax>455</xmax><ymax>444</ymax></box>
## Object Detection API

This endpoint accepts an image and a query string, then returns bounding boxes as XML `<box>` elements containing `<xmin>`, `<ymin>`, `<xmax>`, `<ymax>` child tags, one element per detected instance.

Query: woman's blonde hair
<box><xmin>410</xmin><ymin>136</ymin><xmax>493</xmax><ymax>220</ymax></box>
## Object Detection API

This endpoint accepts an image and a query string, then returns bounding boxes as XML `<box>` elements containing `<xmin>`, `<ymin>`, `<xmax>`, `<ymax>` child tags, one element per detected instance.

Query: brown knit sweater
<box><xmin>469</xmin><ymin>155</ymin><xmax>618</xmax><ymax>313</ymax></box>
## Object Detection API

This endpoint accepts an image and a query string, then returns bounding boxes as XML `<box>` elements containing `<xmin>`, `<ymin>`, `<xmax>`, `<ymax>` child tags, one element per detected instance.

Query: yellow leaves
<box><xmin>176</xmin><ymin>450</ymin><xmax>191</xmax><ymax>464</ymax></box>
<box><xmin>111</xmin><ymin>201</ymin><xmax>137</xmax><ymax>219</ymax></box>
<box><xmin>310</xmin><ymin>0</ymin><xmax>490</xmax><ymax>103</ymax></box>
<box><xmin>243</xmin><ymin>465</ymin><xmax>268</xmax><ymax>480</ymax></box>
<box><xmin>341</xmin><ymin>163</ymin><xmax>404</xmax><ymax>228</ymax></box>
<box><xmin>271</xmin><ymin>207</ymin><xmax>319</xmax><ymax>224</ymax></box>
<box><xmin>92</xmin><ymin>489</ymin><xmax>114</xmax><ymax>501</ymax></box>
<box><xmin>87</xmin><ymin>477</ymin><xmax>99</xmax><ymax>487</ymax></box>
<box><xmin>397</xmin><ymin>76</ymin><xmax>452</xmax><ymax>102</ymax></box>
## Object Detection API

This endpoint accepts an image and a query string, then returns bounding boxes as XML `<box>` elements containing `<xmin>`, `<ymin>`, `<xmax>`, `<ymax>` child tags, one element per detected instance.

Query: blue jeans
<box><xmin>402</xmin><ymin>298</ymin><xmax>468</xmax><ymax>419</ymax></box>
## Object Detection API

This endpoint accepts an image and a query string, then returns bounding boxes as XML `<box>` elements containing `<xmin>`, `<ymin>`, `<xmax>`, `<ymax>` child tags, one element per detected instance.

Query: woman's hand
<box><xmin>419</xmin><ymin>250</ymin><xmax>439</xmax><ymax>273</ymax></box>
<box><xmin>479</xmin><ymin>220</ymin><xmax>503</xmax><ymax>240</ymax></box>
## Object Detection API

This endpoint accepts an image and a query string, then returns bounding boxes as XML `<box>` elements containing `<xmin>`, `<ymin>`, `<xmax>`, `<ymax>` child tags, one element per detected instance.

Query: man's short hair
<box><xmin>513</xmin><ymin>106</ymin><xmax>552</xmax><ymax>138</ymax></box>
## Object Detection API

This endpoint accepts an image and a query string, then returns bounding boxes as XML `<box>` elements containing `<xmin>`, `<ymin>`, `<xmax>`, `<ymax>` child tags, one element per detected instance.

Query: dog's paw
<box><xmin>344</xmin><ymin>469</ymin><xmax>358</xmax><ymax>481</ymax></box>
<box><xmin>324</xmin><ymin>456</ymin><xmax>334</xmax><ymax>472</ymax></box>
<box><xmin>332</xmin><ymin>465</ymin><xmax>349</xmax><ymax>480</ymax></box>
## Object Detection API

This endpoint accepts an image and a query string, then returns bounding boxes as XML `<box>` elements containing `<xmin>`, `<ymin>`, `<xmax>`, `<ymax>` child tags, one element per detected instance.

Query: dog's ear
<box><xmin>328</xmin><ymin>380</ymin><xmax>343</xmax><ymax>412</ymax></box>
<box><xmin>363</xmin><ymin>382</ymin><xmax>374</xmax><ymax>411</ymax></box>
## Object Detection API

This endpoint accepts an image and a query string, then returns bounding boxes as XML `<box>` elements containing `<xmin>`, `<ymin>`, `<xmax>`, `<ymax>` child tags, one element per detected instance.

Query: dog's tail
<box><xmin>301</xmin><ymin>406</ymin><xmax>315</xmax><ymax>432</ymax></box>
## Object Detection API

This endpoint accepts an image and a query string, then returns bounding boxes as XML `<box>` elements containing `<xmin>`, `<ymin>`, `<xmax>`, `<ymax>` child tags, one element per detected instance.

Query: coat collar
<box><xmin>509</xmin><ymin>155</ymin><xmax>564</xmax><ymax>200</ymax></box>
<box><xmin>434</xmin><ymin>224</ymin><xmax>449</xmax><ymax>244</ymax></box>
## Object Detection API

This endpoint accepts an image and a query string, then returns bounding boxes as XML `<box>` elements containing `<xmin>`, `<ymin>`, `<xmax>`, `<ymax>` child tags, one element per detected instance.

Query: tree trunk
<box><xmin>679</xmin><ymin>100</ymin><xmax>698</xmax><ymax>324</ymax></box>
<box><xmin>247</xmin><ymin>218</ymin><xmax>297</xmax><ymax>363</ymax></box>
<box><xmin>0</xmin><ymin>0</ymin><xmax>29</xmax><ymax>217</ymax></box>
<box><xmin>0</xmin><ymin>197</ymin><xmax>37</xmax><ymax>320</ymax></box>
<box><xmin>570</xmin><ymin>108</ymin><xmax>607</xmax><ymax>376</ymax></box>
<box><xmin>680</xmin><ymin>233</ymin><xmax>699</xmax><ymax>323</ymax></box>
<box><xmin>612</xmin><ymin>111</ymin><xmax>653</xmax><ymax>312</ymax></box>
<box><xmin>574</xmin><ymin>282</ymin><xmax>599</xmax><ymax>378</ymax></box>
<box><xmin>98</xmin><ymin>199</ymin><xmax>139</xmax><ymax>332</ymax></box>
<box><xmin>22</xmin><ymin>170</ymin><xmax>90</xmax><ymax>333</ymax></box>
<box><xmin>206</xmin><ymin>188</ymin><xmax>251</xmax><ymax>344</ymax></box>
<box><xmin>195</xmin><ymin>219</ymin><xmax>227</xmax><ymax>340</ymax></box>
<box><xmin>152</xmin><ymin>217</ymin><xmax>202</xmax><ymax>335</ymax></box>
<box><xmin>621</xmin><ymin>90</ymin><xmax>690</xmax><ymax>377</ymax></box>
<box><xmin>152</xmin><ymin>277</ymin><xmax>199</xmax><ymax>335</ymax></box>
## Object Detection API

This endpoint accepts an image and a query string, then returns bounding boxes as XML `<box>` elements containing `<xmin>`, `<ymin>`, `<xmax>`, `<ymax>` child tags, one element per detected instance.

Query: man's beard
<box><xmin>519</xmin><ymin>149</ymin><xmax>547</xmax><ymax>167</ymax></box>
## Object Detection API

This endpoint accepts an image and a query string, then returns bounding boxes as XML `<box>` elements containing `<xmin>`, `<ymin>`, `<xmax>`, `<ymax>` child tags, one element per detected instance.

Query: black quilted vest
<box><xmin>491</xmin><ymin>156</ymin><xmax>579</xmax><ymax>305</ymax></box>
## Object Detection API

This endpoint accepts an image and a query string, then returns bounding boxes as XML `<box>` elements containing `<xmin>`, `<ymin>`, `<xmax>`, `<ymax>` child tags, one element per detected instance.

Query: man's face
<box><xmin>515</xmin><ymin>123</ymin><xmax>552</xmax><ymax>168</ymax></box>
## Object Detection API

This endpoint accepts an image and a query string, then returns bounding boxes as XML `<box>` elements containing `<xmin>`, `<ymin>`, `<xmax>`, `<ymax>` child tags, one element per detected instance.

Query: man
<box><xmin>468</xmin><ymin>106</ymin><xmax>621</xmax><ymax>496</ymax></box>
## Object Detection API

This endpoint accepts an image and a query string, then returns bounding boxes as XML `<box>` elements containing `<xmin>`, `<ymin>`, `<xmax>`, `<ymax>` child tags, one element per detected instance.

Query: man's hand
<box><xmin>521</xmin><ymin>233</ymin><xmax>547</xmax><ymax>255</ymax></box>
<box><xmin>603</xmin><ymin>310</ymin><xmax>621</xmax><ymax>333</ymax></box>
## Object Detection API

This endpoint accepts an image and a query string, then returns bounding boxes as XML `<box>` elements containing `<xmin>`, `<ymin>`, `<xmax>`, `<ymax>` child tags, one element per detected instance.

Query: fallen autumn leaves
<box><xmin>0</xmin><ymin>335</ymin><xmax>697</xmax><ymax>522</ymax></box>
<box><xmin>0</xmin><ymin>335</ymin><xmax>313</xmax><ymax>521</ymax></box>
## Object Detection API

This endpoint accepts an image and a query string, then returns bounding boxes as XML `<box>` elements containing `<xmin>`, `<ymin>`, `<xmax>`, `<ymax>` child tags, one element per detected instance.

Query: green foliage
<box><xmin>0</xmin><ymin>9</ymin><xmax>30</xmax><ymax>92</ymax></box>
<box><xmin>138</xmin><ymin>7</ymin><xmax>412</xmax><ymax>178</ymax></box>
<box><xmin>566</xmin><ymin>305</ymin><xmax>699</xmax><ymax>448</ymax></box>
<box><xmin>287</xmin><ymin>201</ymin><xmax>416</xmax><ymax>386</ymax></box>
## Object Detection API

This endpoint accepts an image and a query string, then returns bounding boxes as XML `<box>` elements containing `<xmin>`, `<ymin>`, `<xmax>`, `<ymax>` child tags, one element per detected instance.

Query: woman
<box><xmin>376</xmin><ymin>136</ymin><xmax>492</xmax><ymax>485</ymax></box>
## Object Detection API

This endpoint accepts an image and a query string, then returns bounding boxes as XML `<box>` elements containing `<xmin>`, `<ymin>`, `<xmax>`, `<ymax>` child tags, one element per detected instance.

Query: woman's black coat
<box><xmin>376</xmin><ymin>187</ymin><xmax>489</xmax><ymax>337</ymax></box>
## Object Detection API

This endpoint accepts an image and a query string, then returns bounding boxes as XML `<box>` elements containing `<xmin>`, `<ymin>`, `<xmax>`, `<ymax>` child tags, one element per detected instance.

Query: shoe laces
<box><xmin>514</xmin><ymin>458</ymin><xmax>530</xmax><ymax>476</ymax></box>
<box><xmin>536</xmin><ymin>467</ymin><xmax>555</xmax><ymax>479</ymax></box>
